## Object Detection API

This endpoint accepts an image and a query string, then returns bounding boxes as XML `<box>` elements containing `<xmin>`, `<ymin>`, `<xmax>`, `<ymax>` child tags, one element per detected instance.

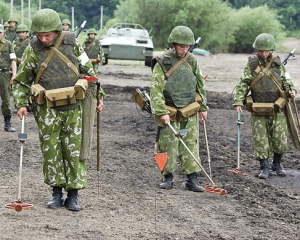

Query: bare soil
<box><xmin>1</xmin><ymin>45</ymin><xmax>300</xmax><ymax>240</ymax></box>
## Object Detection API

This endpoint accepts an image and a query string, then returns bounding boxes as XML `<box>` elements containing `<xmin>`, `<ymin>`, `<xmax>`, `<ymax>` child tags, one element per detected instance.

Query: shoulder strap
<box><xmin>35</xmin><ymin>32</ymin><xmax>66</xmax><ymax>84</ymax></box>
<box><xmin>165</xmin><ymin>52</ymin><xmax>192</xmax><ymax>78</ymax></box>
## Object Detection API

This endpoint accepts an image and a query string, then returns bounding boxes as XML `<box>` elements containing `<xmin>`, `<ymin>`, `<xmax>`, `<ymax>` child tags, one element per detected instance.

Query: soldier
<box><xmin>83</xmin><ymin>28</ymin><xmax>105</xmax><ymax>74</ymax></box>
<box><xmin>4</xmin><ymin>22</ymin><xmax>10</xmax><ymax>31</ymax></box>
<box><xmin>5</xmin><ymin>16</ymin><xmax>18</xmax><ymax>42</ymax></box>
<box><xmin>233</xmin><ymin>33</ymin><xmax>296</xmax><ymax>179</ymax></box>
<box><xmin>62</xmin><ymin>19</ymin><xmax>71</xmax><ymax>31</ymax></box>
<box><xmin>0</xmin><ymin>24</ymin><xmax>17</xmax><ymax>132</ymax></box>
<box><xmin>12</xmin><ymin>24</ymin><xmax>30</xmax><ymax>66</ymax></box>
<box><xmin>13</xmin><ymin>9</ymin><xmax>105</xmax><ymax>211</ymax></box>
<box><xmin>150</xmin><ymin>26</ymin><xmax>208</xmax><ymax>191</ymax></box>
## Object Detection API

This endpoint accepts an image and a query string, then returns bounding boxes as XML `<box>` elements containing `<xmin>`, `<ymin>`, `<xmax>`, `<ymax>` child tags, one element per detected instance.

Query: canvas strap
<box><xmin>165</xmin><ymin>51</ymin><xmax>192</xmax><ymax>78</ymax></box>
<box><xmin>86</xmin><ymin>38</ymin><xmax>96</xmax><ymax>56</ymax></box>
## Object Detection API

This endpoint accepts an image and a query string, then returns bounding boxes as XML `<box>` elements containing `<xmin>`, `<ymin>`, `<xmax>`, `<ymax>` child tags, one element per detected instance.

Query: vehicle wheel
<box><xmin>104</xmin><ymin>54</ymin><xmax>108</xmax><ymax>65</ymax></box>
<box><xmin>145</xmin><ymin>56</ymin><xmax>152</xmax><ymax>67</ymax></box>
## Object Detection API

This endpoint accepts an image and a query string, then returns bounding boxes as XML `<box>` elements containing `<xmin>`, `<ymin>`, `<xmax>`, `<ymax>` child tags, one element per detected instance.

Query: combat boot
<box><xmin>4</xmin><ymin>115</ymin><xmax>16</xmax><ymax>132</ymax></box>
<box><xmin>271</xmin><ymin>153</ymin><xmax>287</xmax><ymax>176</ymax></box>
<box><xmin>64</xmin><ymin>189</ymin><xmax>81</xmax><ymax>211</ymax></box>
<box><xmin>258</xmin><ymin>159</ymin><xmax>270</xmax><ymax>179</ymax></box>
<box><xmin>47</xmin><ymin>186</ymin><xmax>64</xmax><ymax>209</ymax></box>
<box><xmin>185</xmin><ymin>173</ymin><xmax>204</xmax><ymax>192</ymax></box>
<box><xmin>159</xmin><ymin>173</ymin><xmax>174</xmax><ymax>190</ymax></box>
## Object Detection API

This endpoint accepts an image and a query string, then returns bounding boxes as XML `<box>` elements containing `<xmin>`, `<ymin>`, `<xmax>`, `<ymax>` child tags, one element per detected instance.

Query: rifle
<box><xmin>75</xmin><ymin>20</ymin><xmax>86</xmax><ymax>38</ymax></box>
<box><xmin>282</xmin><ymin>48</ymin><xmax>296</xmax><ymax>66</ymax></box>
<box><xmin>189</xmin><ymin>37</ymin><xmax>201</xmax><ymax>53</ymax></box>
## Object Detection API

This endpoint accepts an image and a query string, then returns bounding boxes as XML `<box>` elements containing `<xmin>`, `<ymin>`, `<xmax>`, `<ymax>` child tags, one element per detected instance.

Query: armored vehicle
<box><xmin>100</xmin><ymin>23</ymin><xmax>153</xmax><ymax>67</ymax></box>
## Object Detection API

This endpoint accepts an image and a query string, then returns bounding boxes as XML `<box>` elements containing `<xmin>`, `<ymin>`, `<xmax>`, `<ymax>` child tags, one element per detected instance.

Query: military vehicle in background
<box><xmin>100</xmin><ymin>23</ymin><xmax>154</xmax><ymax>67</ymax></box>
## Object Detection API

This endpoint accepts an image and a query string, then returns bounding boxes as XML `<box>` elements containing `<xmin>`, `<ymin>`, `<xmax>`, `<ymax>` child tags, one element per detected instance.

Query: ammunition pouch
<box><xmin>177</xmin><ymin>102</ymin><xmax>201</xmax><ymax>121</ymax></box>
<box><xmin>154</xmin><ymin>102</ymin><xmax>200</xmax><ymax>127</ymax></box>
<box><xmin>244</xmin><ymin>95</ymin><xmax>253</xmax><ymax>112</ymax></box>
<box><xmin>30</xmin><ymin>79</ymin><xmax>88</xmax><ymax>107</ymax></box>
<box><xmin>252</xmin><ymin>103</ymin><xmax>274</xmax><ymax>116</ymax></box>
<box><xmin>45</xmin><ymin>87</ymin><xmax>76</xmax><ymax>108</ymax></box>
<box><xmin>274</xmin><ymin>97</ymin><xmax>286</xmax><ymax>113</ymax></box>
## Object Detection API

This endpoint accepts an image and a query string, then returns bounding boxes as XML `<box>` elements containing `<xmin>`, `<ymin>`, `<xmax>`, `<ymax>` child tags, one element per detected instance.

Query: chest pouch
<box><xmin>252</xmin><ymin>103</ymin><xmax>274</xmax><ymax>116</ymax></box>
<box><xmin>274</xmin><ymin>97</ymin><xmax>286</xmax><ymax>113</ymax></box>
<box><xmin>45</xmin><ymin>87</ymin><xmax>76</xmax><ymax>108</ymax></box>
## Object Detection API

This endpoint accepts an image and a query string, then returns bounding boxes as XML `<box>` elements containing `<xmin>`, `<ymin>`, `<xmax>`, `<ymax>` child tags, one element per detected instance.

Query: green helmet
<box><xmin>16</xmin><ymin>24</ymin><xmax>29</xmax><ymax>32</ymax></box>
<box><xmin>4</xmin><ymin>22</ymin><xmax>9</xmax><ymax>27</ymax></box>
<box><xmin>0</xmin><ymin>24</ymin><xmax>4</xmax><ymax>33</ymax></box>
<box><xmin>87</xmin><ymin>28</ymin><xmax>97</xmax><ymax>35</ymax></box>
<box><xmin>8</xmin><ymin>16</ymin><xmax>18</xmax><ymax>24</ymax></box>
<box><xmin>252</xmin><ymin>33</ymin><xmax>276</xmax><ymax>51</ymax></box>
<box><xmin>167</xmin><ymin>26</ymin><xmax>195</xmax><ymax>45</ymax></box>
<box><xmin>62</xmin><ymin>19</ymin><xmax>71</xmax><ymax>26</ymax></box>
<box><xmin>31</xmin><ymin>8</ymin><xmax>62</xmax><ymax>33</ymax></box>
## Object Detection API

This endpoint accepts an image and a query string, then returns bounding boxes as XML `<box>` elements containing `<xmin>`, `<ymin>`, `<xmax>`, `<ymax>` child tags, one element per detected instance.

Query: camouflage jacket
<box><xmin>233</xmin><ymin>54</ymin><xmax>296</xmax><ymax>106</ymax></box>
<box><xmin>150</xmin><ymin>50</ymin><xmax>208</xmax><ymax>116</ymax></box>
<box><xmin>13</xmin><ymin>34</ymin><xmax>105</xmax><ymax>109</ymax></box>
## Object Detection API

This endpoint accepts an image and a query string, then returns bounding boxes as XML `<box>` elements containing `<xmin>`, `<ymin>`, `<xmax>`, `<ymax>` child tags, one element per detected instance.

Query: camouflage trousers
<box><xmin>158</xmin><ymin>114</ymin><xmax>201</xmax><ymax>175</ymax></box>
<box><xmin>33</xmin><ymin>102</ymin><xmax>87</xmax><ymax>191</ymax></box>
<box><xmin>251</xmin><ymin>112</ymin><xmax>288</xmax><ymax>160</ymax></box>
<box><xmin>0</xmin><ymin>72</ymin><xmax>12</xmax><ymax>116</ymax></box>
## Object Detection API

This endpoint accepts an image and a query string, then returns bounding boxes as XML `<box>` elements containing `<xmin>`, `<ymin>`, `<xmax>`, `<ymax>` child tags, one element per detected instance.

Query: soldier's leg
<box><xmin>252</xmin><ymin>116</ymin><xmax>272</xmax><ymax>179</ymax></box>
<box><xmin>158</xmin><ymin>121</ymin><xmax>180</xmax><ymax>189</ymax></box>
<box><xmin>270</xmin><ymin>112</ymin><xmax>288</xmax><ymax>176</ymax></box>
<box><xmin>180</xmin><ymin>115</ymin><xmax>203</xmax><ymax>192</ymax></box>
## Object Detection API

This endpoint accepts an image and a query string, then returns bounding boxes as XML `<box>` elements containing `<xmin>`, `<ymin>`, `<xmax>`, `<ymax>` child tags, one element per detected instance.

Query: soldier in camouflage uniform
<box><xmin>4</xmin><ymin>22</ymin><xmax>9</xmax><ymax>31</ymax></box>
<box><xmin>233</xmin><ymin>33</ymin><xmax>296</xmax><ymax>179</ymax></box>
<box><xmin>12</xmin><ymin>24</ymin><xmax>30</xmax><ymax>66</ymax></box>
<box><xmin>13</xmin><ymin>9</ymin><xmax>105</xmax><ymax>211</ymax></box>
<box><xmin>5</xmin><ymin>16</ymin><xmax>18</xmax><ymax>42</ymax></box>
<box><xmin>83</xmin><ymin>28</ymin><xmax>105</xmax><ymax>74</ymax></box>
<box><xmin>0</xmin><ymin>24</ymin><xmax>17</xmax><ymax>132</ymax></box>
<box><xmin>62</xmin><ymin>19</ymin><xmax>71</xmax><ymax>31</ymax></box>
<box><xmin>150</xmin><ymin>26</ymin><xmax>208</xmax><ymax>192</ymax></box>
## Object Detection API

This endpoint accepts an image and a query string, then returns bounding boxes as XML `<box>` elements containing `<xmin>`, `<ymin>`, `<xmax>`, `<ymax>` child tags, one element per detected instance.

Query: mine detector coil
<box><xmin>132</xmin><ymin>88</ymin><xmax>227</xmax><ymax>195</ymax></box>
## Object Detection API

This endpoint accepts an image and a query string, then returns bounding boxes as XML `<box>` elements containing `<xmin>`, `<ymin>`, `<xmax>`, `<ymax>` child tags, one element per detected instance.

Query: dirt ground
<box><xmin>1</xmin><ymin>44</ymin><xmax>300</xmax><ymax>239</ymax></box>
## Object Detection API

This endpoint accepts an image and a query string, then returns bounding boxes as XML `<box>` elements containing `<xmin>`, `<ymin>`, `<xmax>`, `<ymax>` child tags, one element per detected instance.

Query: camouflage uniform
<box><xmin>0</xmin><ymin>24</ymin><xmax>17</xmax><ymax>132</ymax></box>
<box><xmin>5</xmin><ymin>17</ymin><xmax>18</xmax><ymax>42</ymax></box>
<box><xmin>151</xmin><ymin>26</ymin><xmax>208</xmax><ymax>192</ymax></box>
<box><xmin>233</xmin><ymin>33</ymin><xmax>296</xmax><ymax>179</ymax></box>
<box><xmin>83</xmin><ymin>29</ymin><xmax>105</xmax><ymax>74</ymax></box>
<box><xmin>233</xmin><ymin>55</ymin><xmax>295</xmax><ymax>159</ymax></box>
<box><xmin>12</xmin><ymin>24</ymin><xmax>30</xmax><ymax>66</ymax></box>
<box><xmin>151</xmin><ymin>51</ymin><xmax>207</xmax><ymax>175</ymax></box>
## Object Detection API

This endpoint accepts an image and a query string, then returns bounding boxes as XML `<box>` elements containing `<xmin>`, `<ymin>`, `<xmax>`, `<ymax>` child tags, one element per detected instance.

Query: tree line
<box><xmin>1</xmin><ymin>0</ymin><xmax>299</xmax><ymax>53</ymax></box>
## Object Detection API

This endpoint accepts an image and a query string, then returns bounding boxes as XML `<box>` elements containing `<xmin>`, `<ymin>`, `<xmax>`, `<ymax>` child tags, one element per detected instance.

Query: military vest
<box><xmin>157</xmin><ymin>50</ymin><xmax>196</xmax><ymax>108</ymax></box>
<box><xmin>14</xmin><ymin>37</ymin><xmax>29</xmax><ymax>58</ymax></box>
<box><xmin>248</xmin><ymin>54</ymin><xmax>282</xmax><ymax>103</ymax></box>
<box><xmin>31</xmin><ymin>31</ymin><xmax>79</xmax><ymax>111</ymax></box>
<box><xmin>84</xmin><ymin>38</ymin><xmax>100</xmax><ymax>59</ymax></box>
<box><xmin>0</xmin><ymin>39</ymin><xmax>11</xmax><ymax>69</ymax></box>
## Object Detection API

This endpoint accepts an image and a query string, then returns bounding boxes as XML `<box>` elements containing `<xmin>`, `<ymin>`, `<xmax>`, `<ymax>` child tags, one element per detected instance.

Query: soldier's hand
<box><xmin>199</xmin><ymin>111</ymin><xmax>207</xmax><ymax>120</ymax></box>
<box><xmin>235</xmin><ymin>106</ymin><xmax>243</xmax><ymax>113</ymax></box>
<box><xmin>96</xmin><ymin>99</ymin><xmax>104</xmax><ymax>113</ymax></box>
<box><xmin>160</xmin><ymin>114</ymin><xmax>170</xmax><ymax>124</ymax></box>
<box><xmin>17</xmin><ymin>107</ymin><xmax>28</xmax><ymax>119</ymax></box>
<box><xmin>289</xmin><ymin>90</ymin><xmax>296</xmax><ymax>98</ymax></box>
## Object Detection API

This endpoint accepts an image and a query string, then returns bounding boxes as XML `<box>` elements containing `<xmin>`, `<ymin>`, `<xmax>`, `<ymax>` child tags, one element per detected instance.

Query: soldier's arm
<box><xmin>233</xmin><ymin>63</ymin><xmax>252</xmax><ymax>106</ymax></box>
